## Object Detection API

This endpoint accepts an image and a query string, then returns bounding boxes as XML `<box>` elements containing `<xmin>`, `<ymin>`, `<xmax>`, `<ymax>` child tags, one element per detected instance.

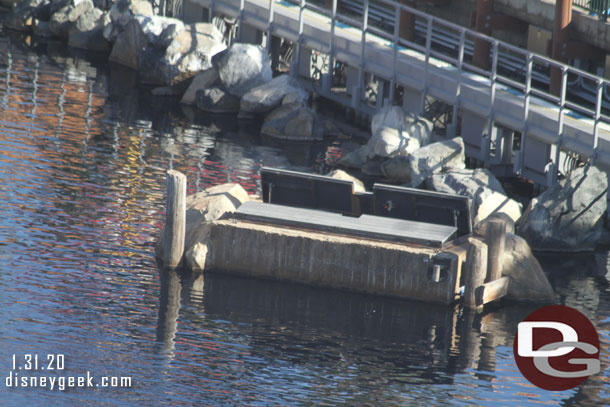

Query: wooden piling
<box><xmin>161</xmin><ymin>170</ymin><xmax>187</xmax><ymax>268</ymax></box>
<box><xmin>463</xmin><ymin>238</ymin><xmax>488</xmax><ymax>311</ymax></box>
<box><xmin>484</xmin><ymin>217</ymin><xmax>506</xmax><ymax>282</ymax></box>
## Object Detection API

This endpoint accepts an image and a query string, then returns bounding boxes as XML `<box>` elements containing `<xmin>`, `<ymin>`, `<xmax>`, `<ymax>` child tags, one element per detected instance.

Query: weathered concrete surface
<box><xmin>203</xmin><ymin>219</ymin><xmax>466</xmax><ymax>304</ymax></box>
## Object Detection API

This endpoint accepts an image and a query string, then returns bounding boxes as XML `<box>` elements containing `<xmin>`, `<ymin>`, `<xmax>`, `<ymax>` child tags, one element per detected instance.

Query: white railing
<box><xmin>207</xmin><ymin>0</ymin><xmax>610</xmax><ymax>179</ymax></box>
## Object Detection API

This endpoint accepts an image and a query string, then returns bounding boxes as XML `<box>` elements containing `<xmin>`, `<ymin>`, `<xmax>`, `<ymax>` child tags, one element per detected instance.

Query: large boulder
<box><xmin>33</xmin><ymin>18</ymin><xmax>53</xmax><ymax>37</ymax></box>
<box><xmin>5</xmin><ymin>0</ymin><xmax>49</xmax><ymax>31</ymax></box>
<box><xmin>501</xmin><ymin>233</ymin><xmax>555</xmax><ymax>302</ymax></box>
<box><xmin>180</xmin><ymin>67</ymin><xmax>219</xmax><ymax>105</ymax></box>
<box><xmin>135</xmin><ymin>14</ymin><xmax>185</xmax><ymax>49</ymax></box>
<box><xmin>365</xmin><ymin>105</ymin><xmax>432</xmax><ymax>158</ymax></box>
<box><xmin>162</xmin><ymin>23</ymin><xmax>226</xmax><ymax>85</ymax></box>
<box><xmin>327</xmin><ymin>169</ymin><xmax>365</xmax><ymax>193</ymax></box>
<box><xmin>517</xmin><ymin>165</ymin><xmax>608</xmax><ymax>252</ymax></box>
<box><xmin>260</xmin><ymin>101</ymin><xmax>323</xmax><ymax>141</ymax></box>
<box><xmin>240</xmin><ymin>74</ymin><xmax>308</xmax><ymax>115</ymax></box>
<box><xmin>338</xmin><ymin>146</ymin><xmax>368</xmax><ymax>170</ymax></box>
<box><xmin>380</xmin><ymin>137</ymin><xmax>465</xmax><ymax>187</ymax></box>
<box><xmin>426</xmin><ymin>168</ymin><xmax>522</xmax><ymax>224</ymax></box>
<box><xmin>102</xmin><ymin>0</ymin><xmax>153</xmax><ymax>43</ymax></box>
<box><xmin>195</xmin><ymin>85</ymin><xmax>241</xmax><ymax>114</ymax></box>
<box><xmin>49</xmin><ymin>0</ymin><xmax>93</xmax><ymax>39</ymax></box>
<box><xmin>108</xmin><ymin>17</ymin><xmax>146</xmax><ymax>69</ymax></box>
<box><xmin>68</xmin><ymin>7</ymin><xmax>109</xmax><ymax>51</ymax></box>
<box><xmin>212</xmin><ymin>43</ymin><xmax>273</xmax><ymax>98</ymax></box>
<box><xmin>182</xmin><ymin>183</ymin><xmax>249</xmax><ymax>271</ymax></box>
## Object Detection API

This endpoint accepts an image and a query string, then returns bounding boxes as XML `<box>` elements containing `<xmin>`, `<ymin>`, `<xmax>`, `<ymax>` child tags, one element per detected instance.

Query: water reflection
<box><xmin>0</xmin><ymin>22</ymin><xmax>609</xmax><ymax>407</ymax></box>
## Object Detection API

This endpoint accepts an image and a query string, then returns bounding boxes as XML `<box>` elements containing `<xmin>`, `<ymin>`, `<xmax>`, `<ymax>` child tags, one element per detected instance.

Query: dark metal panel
<box><xmin>261</xmin><ymin>167</ymin><xmax>354</xmax><ymax>214</ymax></box>
<box><xmin>372</xmin><ymin>184</ymin><xmax>472</xmax><ymax>236</ymax></box>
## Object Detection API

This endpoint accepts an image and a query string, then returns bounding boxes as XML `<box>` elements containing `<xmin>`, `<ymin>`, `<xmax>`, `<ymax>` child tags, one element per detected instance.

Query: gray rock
<box><xmin>182</xmin><ymin>183</ymin><xmax>249</xmax><ymax>272</ymax></box>
<box><xmin>196</xmin><ymin>86</ymin><xmax>241</xmax><ymax>114</ymax></box>
<box><xmin>327</xmin><ymin>169</ymin><xmax>365</xmax><ymax>193</ymax></box>
<box><xmin>68</xmin><ymin>8</ymin><xmax>109</xmax><ymax>51</ymax></box>
<box><xmin>517</xmin><ymin>165</ymin><xmax>608</xmax><ymax>252</ymax></box>
<box><xmin>138</xmin><ymin>46</ymin><xmax>167</xmax><ymax>85</ymax></box>
<box><xmin>135</xmin><ymin>14</ymin><xmax>184</xmax><ymax>49</ymax></box>
<box><xmin>152</xmin><ymin>86</ymin><xmax>182</xmax><ymax>96</ymax></box>
<box><xmin>381</xmin><ymin>137</ymin><xmax>465</xmax><ymax>187</ymax></box>
<box><xmin>162</xmin><ymin>23</ymin><xmax>226</xmax><ymax>85</ymax></box>
<box><xmin>32</xmin><ymin>19</ymin><xmax>53</xmax><ymax>37</ymax></box>
<box><xmin>240</xmin><ymin>74</ymin><xmax>308</xmax><ymax>115</ymax></box>
<box><xmin>338</xmin><ymin>146</ymin><xmax>368</xmax><ymax>170</ymax></box>
<box><xmin>426</xmin><ymin>168</ymin><xmax>522</xmax><ymax>224</ymax></box>
<box><xmin>502</xmin><ymin>233</ymin><xmax>555</xmax><ymax>302</ymax></box>
<box><xmin>474</xmin><ymin>212</ymin><xmax>515</xmax><ymax>236</ymax></box>
<box><xmin>0</xmin><ymin>0</ymin><xmax>21</xmax><ymax>8</ymax></box>
<box><xmin>50</xmin><ymin>0</ymin><xmax>70</xmax><ymax>14</ymax></box>
<box><xmin>108</xmin><ymin>17</ymin><xmax>146</xmax><ymax>69</ymax></box>
<box><xmin>260</xmin><ymin>103</ymin><xmax>323</xmax><ymax>141</ymax></box>
<box><xmin>48</xmin><ymin>0</ymin><xmax>93</xmax><ymax>39</ymax></box>
<box><xmin>212</xmin><ymin>43</ymin><xmax>273</xmax><ymax>98</ymax></box>
<box><xmin>102</xmin><ymin>0</ymin><xmax>153</xmax><ymax>43</ymax></box>
<box><xmin>282</xmin><ymin>91</ymin><xmax>306</xmax><ymax>106</ymax></box>
<box><xmin>180</xmin><ymin>68</ymin><xmax>219</xmax><ymax>105</ymax></box>
<box><xmin>157</xmin><ymin>22</ymin><xmax>183</xmax><ymax>49</ymax></box>
<box><xmin>5</xmin><ymin>0</ymin><xmax>49</xmax><ymax>31</ymax></box>
<box><xmin>366</xmin><ymin>105</ymin><xmax>432</xmax><ymax>158</ymax></box>
<box><xmin>361</xmin><ymin>157</ymin><xmax>384</xmax><ymax>177</ymax></box>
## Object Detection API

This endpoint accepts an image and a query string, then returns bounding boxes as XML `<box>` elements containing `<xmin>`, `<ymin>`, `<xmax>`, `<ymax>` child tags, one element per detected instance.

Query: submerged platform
<box><xmin>203</xmin><ymin>205</ymin><xmax>468</xmax><ymax>304</ymax></box>
<box><xmin>234</xmin><ymin>201</ymin><xmax>458</xmax><ymax>248</ymax></box>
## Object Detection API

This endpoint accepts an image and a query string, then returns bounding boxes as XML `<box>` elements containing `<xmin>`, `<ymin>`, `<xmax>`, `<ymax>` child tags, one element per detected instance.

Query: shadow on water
<box><xmin>157</xmin><ymin>270</ymin><xmax>534</xmax><ymax>383</ymax></box>
<box><xmin>2</xmin><ymin>19</ymin><xmax>610</xmax><ymax>405</ymax></box>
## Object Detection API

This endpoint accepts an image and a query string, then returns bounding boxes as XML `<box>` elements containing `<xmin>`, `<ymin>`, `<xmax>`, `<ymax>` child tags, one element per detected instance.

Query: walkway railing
<box><xmin>573</xmin><ymin>0</ymin><xmax>610</xmax><ymax>21</ymax></box>
<box><xmin>282</xmin><ymin>0</ymin><xmax>610</xmax><ymax>139</ymax></box>
<box><xmin>205</xmin><ymin>0</ymin><xmax>610</xmax><ymax>185</ymax></box>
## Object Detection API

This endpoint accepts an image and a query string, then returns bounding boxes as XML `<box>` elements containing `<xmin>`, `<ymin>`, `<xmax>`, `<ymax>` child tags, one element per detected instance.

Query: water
<box><xmin>0</xmin><ymin>28</ymin><xmax>609</xmax><ymax>407</ymax></box>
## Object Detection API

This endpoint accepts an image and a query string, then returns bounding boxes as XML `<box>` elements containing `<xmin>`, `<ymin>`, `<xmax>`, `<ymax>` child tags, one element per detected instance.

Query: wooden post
<box><xmin>399</xmin><ymin>0</ymin><xmax>416</xmax><ymax>43</ymax></box>
<box><xmin>550</xmin><ymin>0</ymin><xmax>572</xmax><ymax>95</ymax></box>
<box><xmin>473</xmin><ymin>0</ymin><xmax>493</xmax><ymax>70</ymax></box>
<box><xmin>156</xmin><ymin>269</ymin><xmax>181</xmax><ymax>350</ymax></box>
<box><xmin>463</xmin><ymin>238</ymin><xmax>488</xmax><ymax>311</ymax></box>
<box><xmin>162</xmin><ymin>170</ymin><xmax>187</xmax><ymax>268</ymax></box>
<box><xmin>484</xmin><ymin>218</ymin><xmax>506</xmax><ymax>282</ymax></box>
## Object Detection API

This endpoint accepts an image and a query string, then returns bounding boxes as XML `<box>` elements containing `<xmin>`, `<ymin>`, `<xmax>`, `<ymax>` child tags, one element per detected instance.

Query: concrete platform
<box><xmin>234</xmin><ymin>201</ymin><xmax>458</xmax><ymax>247</ymax></box>
<box><xmin>205</xmin><ymin>216</ymin><xmax>468</xmax><ymax>304</ymax></box>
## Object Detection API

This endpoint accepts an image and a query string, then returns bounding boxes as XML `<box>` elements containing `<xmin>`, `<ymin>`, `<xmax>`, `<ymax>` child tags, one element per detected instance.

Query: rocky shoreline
<box><xmin>4</xmin><ymin>0</ymin><xmax>610</xmax><ymax>281</ymax></box>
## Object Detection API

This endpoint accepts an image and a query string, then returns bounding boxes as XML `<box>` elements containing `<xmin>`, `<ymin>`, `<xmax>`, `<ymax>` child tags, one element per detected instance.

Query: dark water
<box><xmin>0</xmin><ymin>29</ymin><xmax>609</xmax><ymax>407</ymax></box>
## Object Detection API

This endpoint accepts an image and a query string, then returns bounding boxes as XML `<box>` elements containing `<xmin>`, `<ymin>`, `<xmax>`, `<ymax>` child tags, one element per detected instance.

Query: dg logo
<box><xmin>513</xmin><ymin>305</ymin><xmax>601</xmax><ymax>391</ymax></box>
